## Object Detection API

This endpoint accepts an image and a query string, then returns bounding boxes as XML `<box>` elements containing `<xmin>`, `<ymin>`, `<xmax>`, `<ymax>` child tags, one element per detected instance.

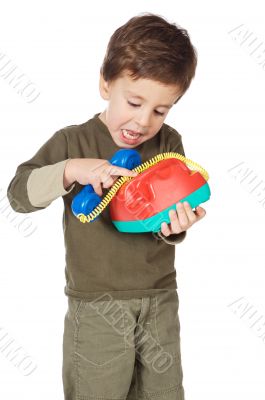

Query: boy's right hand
<box><xmin>63</xmin><ymin>158</ymin><xmax>138</xmax><ymax>196</ymax></box>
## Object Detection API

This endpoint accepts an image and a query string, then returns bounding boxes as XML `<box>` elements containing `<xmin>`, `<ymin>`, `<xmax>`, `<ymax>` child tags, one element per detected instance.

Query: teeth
<box><xmin>122</xmin><ymin>129</ymin><xmax>140</xmax><ymax>139</ymax></box>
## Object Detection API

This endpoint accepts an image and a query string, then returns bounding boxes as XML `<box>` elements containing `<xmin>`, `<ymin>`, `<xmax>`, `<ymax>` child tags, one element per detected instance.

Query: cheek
<box><xmin>109</xmin><ymin>116</ymin><xmax>120</xmax><ymax>131</ymax></box>
<box><xmin>148</xmin><ymin>122</ymin><xmax>164</xmax><ymax>138</ymax></box>
<box><xmin>108</xmin><ymin>110</ymin><xmax>124</xmax><ymax>131</ymax></box>
<box><xmin>113</xmin><ymin>104</ymin><xmax>132</xmax><ymax>127</ymax></box>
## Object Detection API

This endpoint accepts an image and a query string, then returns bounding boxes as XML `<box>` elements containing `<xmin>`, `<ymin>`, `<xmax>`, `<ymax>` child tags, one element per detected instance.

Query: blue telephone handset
<box><xmin>71</xmin><ymin>149</ymin><xmax>142</xmax><ymax>221</ymax></box>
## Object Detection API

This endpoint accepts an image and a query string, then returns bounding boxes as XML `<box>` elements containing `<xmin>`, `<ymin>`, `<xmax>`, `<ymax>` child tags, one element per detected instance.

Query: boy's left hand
<box><xmin>160</xmin><ymin>201</ymin><xmax>206</xmax><ymax>237</ymax></box>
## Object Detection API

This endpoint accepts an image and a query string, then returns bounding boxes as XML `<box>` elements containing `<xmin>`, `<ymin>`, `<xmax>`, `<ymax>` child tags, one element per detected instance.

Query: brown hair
<box><xmin>100</xmin><ymin>13</ymin><xmax>197</xmax><ymax>101</ymax></box>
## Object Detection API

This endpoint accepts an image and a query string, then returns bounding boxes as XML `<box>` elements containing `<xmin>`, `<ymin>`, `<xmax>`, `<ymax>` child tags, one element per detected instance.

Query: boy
<box><xmin>7</xmin><ymin>12</ymin><xmax>206</xmax><ymax>400</ymax></box>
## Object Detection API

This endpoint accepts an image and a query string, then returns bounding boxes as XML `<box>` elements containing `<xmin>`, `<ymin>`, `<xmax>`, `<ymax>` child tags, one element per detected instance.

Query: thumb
<box><xmin>195</xmin><ymin>206</ymin><xmax>206</xmax><ymax>218</ymax></box>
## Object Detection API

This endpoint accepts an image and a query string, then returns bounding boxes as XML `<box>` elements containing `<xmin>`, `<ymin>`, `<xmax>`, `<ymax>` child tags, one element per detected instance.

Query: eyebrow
<box><xmin>125</xmin><ymin>90</ymin><xmax>173</xmax><ymax>109</ymax></box>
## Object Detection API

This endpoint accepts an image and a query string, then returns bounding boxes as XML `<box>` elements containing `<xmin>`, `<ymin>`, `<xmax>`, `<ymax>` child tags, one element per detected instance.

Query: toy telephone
<box><xmin>71</xmin><ymin>149</ymin><xmax>211</xmax><ymax>233</ymax></box>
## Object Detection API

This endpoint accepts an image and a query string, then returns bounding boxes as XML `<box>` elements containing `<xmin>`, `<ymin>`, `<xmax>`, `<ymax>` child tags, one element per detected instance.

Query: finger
<box><xmin>160</xmin><ymin>221</ymin><xmax>171</xmax><ymax>236</ymax></box>
<box><xmin>90</xmin><ymin>160</ymin><xmax>110</xmax><ymax>177</ymax></box>
<box><xmin>175</xmin><ymin>202</ymin><xmax>189</xmax><ymax>227</ymax></box>
<box><xmin>101</xmin><ymin>169</ymin><xmax>115</xmax><ymax>188</ymax></box>
<box><xmin>91</xmin><ymin>177</ymin><xmax>103</xmax><ymax>196</ymax></box>
<box><xmin>182</xmin><ymin>201</ymin><xmax>197</xmax><ymax>223</ymax></box>
<box><xmin>110</xmin><ymin>166</ymin><xmax>138</xmax><ymax>177</ymax></box>
<box><xmin>168</xmin><ymin>209</ymin><xmax>183</xmax><ymax>233</ymax></box>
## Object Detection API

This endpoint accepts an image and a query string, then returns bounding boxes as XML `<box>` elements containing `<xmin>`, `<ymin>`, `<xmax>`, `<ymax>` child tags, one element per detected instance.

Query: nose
<box><xmin>135</xmin><ymin>109</ymin><xmax>152</xmax><ymax>129</ymax></box>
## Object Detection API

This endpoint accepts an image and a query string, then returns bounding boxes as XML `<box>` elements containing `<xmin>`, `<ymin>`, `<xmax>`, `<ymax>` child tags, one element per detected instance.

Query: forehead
<box><xmin>114</xmin><ymin>71</ymin><xmax>181</xmax><ymax>106</ymax></box>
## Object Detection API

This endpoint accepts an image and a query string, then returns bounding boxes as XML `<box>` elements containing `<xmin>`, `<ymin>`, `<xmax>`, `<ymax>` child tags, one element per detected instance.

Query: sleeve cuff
<box><xmin>153</xmin><ymin>230</ymin><xmax>187</xmax><ymax>245</ymax></box>
<box><xmin>27</xmin><ymin>159</ymin><xmax>75</xmax><ymax>207</ymax></box>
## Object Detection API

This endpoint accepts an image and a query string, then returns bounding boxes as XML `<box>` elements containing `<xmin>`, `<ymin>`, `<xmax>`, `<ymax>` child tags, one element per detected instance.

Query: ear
<box><xmin>99</xmin><ymin>72</ymin><xmax>111</xmax><ymax>100</ymax></box>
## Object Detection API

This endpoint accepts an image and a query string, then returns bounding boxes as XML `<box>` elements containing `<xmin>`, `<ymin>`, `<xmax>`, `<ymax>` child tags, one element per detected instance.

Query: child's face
<box><xmin>99</xmin><ymin>70</ymin><xmax>182</xmax><ymax>148</ymax></box>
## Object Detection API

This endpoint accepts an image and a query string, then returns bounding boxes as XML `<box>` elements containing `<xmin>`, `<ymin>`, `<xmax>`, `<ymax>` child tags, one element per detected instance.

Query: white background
<box><xmin>1</xmin><ymin>0</ymin><xmax>265</xmax><ymax>399</ymax></box>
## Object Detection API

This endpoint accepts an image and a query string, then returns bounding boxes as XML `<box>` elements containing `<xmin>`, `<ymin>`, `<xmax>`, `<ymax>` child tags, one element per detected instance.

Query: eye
<box><xmin>127</xmin><ymin>101</ymin><xmax>165</xmax><ymax>116</ymax></box>
<box><xmin>154</xmin><ymin>110</ymin><xmax>165</xmax><ymax>116</ymax></box>
<box><xmin>127</xmin><ymin>101</ymin><xmax>140</xmax><ymax>107</ymax></box>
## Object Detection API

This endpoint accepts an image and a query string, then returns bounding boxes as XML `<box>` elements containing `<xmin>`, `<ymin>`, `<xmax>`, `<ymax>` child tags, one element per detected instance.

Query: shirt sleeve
<box><xmin>6</xmin><ymin>129</ymin><xmax>75</xmax><ymax>213</ymax></box>
<box><xmin>153</xmin><ymin>127</ymin><xmax>187</xmax><ymax>245</ymax></box>
<box><xmin>153</xmin><ymin>230</ymin><xmax>187</xmax><ymax>245</ymax></box>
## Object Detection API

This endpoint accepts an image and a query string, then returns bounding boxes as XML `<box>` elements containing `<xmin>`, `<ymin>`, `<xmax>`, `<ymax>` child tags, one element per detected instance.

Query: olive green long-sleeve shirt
<box><xmin>7</xmin><ymin>113</ymin><xmax>187</xmax><ymax>301</ymax></box>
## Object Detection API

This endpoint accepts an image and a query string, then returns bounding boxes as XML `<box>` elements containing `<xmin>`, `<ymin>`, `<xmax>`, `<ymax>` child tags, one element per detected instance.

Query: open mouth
<box><xmin>121</xmin><ymin>129</ymin><xmax>141</xmax><ymax>140</ymax></box>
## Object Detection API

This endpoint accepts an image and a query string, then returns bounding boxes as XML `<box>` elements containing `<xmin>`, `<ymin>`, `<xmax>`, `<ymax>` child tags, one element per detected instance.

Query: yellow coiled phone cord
<box><xmin>77</xmin><ymin>152</ymin><xmax>209</xmax><ymax>223</ymax></box>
